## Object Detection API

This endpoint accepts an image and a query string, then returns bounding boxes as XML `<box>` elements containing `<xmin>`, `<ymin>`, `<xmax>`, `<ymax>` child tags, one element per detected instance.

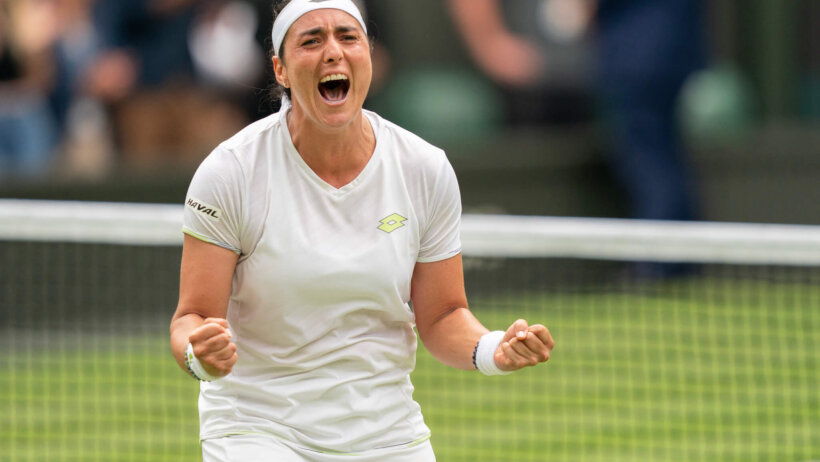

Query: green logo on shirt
<box><xmin>378</xmin><ymin>213</ymin><xmax>407</xmax><ymax>233</ymax></box>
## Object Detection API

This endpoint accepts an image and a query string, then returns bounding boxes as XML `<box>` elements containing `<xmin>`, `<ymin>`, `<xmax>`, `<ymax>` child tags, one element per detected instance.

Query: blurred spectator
<box><xmin>83</xmin><ymin>0</ymin><xmax>250</xmax><ymax>168</ymax></box>
<box><xmin>596</xmin><ymin>0</ymin><xmax>705</xmax><ymax>222</ymax></box>
<box><xmin>91</xmin><ymin>0</ymin><xmax>196</xmax><ymax>92</ymax></box>
<box><xmin>0</xmin><ymin>0</ymin><xmax>60</xmax><ymax>181</ymax></box>
<box><xmin>448</xmin><ymin>0</ymin><xmax>705</xmax><ymax>222</ymax></box>
<box><xmin>50</xmin><ymin>0</ymin><xmax>114</xmax><ymax>178</ymax></box>
<box><xmin>1</xmin><ymin>0</ymin><xmax>387</xmax><ymax>181</ymax></box>
<box><xmin>189</xmin><ymin>1</ymin><xmax>264</xmax><ymax>91</ymax></box>
<box><xmin>188</xmin><ymin>0</ymin><xmax>271</xmax><ymax>117</ymax></box>
<box><xmin>448</xmin><ymin>0</ymin><xmax>595</xmax><ymax>126</ymax></box>
<box><xmin>0</xmin><ymin>0</ymin><xmax>269</xmax><ymax>180</ymax></box>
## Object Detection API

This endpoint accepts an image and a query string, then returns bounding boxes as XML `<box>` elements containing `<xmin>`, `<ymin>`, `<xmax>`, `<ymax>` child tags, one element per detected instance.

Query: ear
<box><xmin>272</xmin><ymin>56</ymin><xmax>289</xmax><ymax>88</ymax></box>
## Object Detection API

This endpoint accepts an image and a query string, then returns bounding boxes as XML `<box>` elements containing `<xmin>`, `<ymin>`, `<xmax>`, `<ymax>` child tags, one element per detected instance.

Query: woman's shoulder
<box><xmin>195</xmin><ymin>112</ymin><xmax>284</xmax><ymax>177</ymax></box>
<box><xmin>221</xmin><ymin>112</ymin><xmax>284</xmax><ymax>151</ymax></box>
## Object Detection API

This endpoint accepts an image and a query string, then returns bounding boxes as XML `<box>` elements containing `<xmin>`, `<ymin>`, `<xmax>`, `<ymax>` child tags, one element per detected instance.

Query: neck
<box><xmin>287</xmin><ymin>107</ymin><xmax>376</xmax><ymax>189</ymax></box>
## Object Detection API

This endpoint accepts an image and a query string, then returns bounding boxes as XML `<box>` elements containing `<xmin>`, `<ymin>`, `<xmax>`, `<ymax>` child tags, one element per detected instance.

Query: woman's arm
<box><xmin>169</xmin><ymin>234</ymin><xmax>240</xmax><ymax>378</ymax></box>
<box><xmin>411</xmin><ymin>254</ymin><xmax>554</xmax><ymax>372</ymax></box>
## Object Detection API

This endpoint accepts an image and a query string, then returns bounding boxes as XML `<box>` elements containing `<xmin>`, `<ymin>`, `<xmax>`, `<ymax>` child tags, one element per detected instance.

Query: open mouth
<box><xmin>318</xmin><ymin>74</ymin><xmax>350</xmax><ymax>103</ymax></box>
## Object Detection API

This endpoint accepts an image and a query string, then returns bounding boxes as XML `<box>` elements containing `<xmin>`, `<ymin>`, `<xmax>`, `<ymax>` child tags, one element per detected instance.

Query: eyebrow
<box><xmin>296</xmin><ymin>24</ymin><xmax>359</xmax><ymax>39</ymax></box>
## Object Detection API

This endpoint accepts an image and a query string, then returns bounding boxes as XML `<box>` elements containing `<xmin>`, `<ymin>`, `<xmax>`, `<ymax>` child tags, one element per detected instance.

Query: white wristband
<box><xmin>474</xmin><ymin>331</ymin><xmax>512</xmax><ymax>376</ymax></box>
<box><xmin>185</xmin><ymin>342</ymin><xmax>220</xmax><ymax>382</ymax></box>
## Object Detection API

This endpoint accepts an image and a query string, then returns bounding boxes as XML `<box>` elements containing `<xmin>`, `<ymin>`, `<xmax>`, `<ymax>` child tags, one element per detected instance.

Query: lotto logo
<box><xmin>378</xmin><ymin>213</ymin><xmax>407</xmax><ymax>233</ymax></box>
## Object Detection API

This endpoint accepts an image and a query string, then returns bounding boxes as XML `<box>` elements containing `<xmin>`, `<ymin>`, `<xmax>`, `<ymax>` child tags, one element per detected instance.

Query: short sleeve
<box><xmin>182</xmin><ymin>147</ymin><xmax>244</xmax><ymax>254</ymax></box>
<box><xmin>417</xmin><ymin>157</ymin><xmax>462</xmax><ymax>263</ymax></box>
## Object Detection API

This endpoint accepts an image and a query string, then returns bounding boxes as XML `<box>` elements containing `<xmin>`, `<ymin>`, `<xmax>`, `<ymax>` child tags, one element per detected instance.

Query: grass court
<box><xmin>2</xmin><ymin>277</ymin><xmax>818</xmax><ymax>461</ymax></box>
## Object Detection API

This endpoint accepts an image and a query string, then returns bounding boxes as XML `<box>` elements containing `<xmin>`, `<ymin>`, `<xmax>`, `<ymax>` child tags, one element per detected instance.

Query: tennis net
<box><xmin>1</xmin><ymin>199</ymin><xmax>818</xmax><ymax>462</ymax></box>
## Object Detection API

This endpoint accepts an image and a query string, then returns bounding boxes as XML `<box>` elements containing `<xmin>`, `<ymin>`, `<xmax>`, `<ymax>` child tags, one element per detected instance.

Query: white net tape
<box><xmin>2</xmin><ymin>199</ymin><xmax>820</xmax><ymax>265</ymax></box>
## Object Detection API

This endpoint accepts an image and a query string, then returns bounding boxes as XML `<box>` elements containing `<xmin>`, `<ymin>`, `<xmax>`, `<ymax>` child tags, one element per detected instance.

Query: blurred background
<box><xmin>1</xmin><ymin>0</ymin><xmax>818</xmax><ymax>224</ymax></box>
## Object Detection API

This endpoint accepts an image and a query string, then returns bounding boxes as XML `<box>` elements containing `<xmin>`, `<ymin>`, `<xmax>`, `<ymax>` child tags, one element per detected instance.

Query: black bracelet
<box><xmin>472</xmin><ymin>340</ymin><xmax>480</xmax><ymax>370</ymax></box>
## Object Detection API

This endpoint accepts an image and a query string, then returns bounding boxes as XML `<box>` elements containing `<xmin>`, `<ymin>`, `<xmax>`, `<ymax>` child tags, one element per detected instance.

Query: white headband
<box><xmin>271</xmin><ymin>0</ymin><xmax>367</xmax><ymax>56</ymax></box>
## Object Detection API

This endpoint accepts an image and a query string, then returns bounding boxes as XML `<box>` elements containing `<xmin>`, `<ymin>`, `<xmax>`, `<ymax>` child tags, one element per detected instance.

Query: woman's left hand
<box><xmin>494</xmin><ymin>319</ymin><xmax>555</xmax><ymax>371</ymax></box>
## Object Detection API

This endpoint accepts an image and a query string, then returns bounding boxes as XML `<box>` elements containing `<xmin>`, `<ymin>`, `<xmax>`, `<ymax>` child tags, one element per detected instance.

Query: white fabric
<box><xmin>182</xmin><ymin>107</ymin><xmax>462</xmax><ymax>453</ymax></box>
<box><xmin>202</xmin><ymin>433</ymin><xmax>436</xmax><ymax>462</ymax></box>
<box><xmin>203</xmin><ymin>434</ymin><xmax>301</xmax><ymax>461</ymax></box>
<box><xmin>271</xmin><ymin>0</ymin><xmax>367</xmax><ymax>55</ymax></box>
<box><xmin>186</xmin><ymin>342</ymin><xmax>220</xmax><ymax>382</ymax></box>
<box><xmin>475</xmin><ymin>331</ymin><xmax>512</xmax><ymax>376</ymax></box>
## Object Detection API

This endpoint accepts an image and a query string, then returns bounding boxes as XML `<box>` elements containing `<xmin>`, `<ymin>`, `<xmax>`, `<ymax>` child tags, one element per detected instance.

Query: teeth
<box><xmin>320</xmin><ymin>74</ymin><xmax>349</xmax><ymax>83</ymax></box>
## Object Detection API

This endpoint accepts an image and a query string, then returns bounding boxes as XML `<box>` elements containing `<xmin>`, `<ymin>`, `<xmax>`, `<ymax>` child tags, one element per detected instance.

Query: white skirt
<box><xmin>202</xmin><ymin>434</ymin><xmax>436</xmax><ymax>462</ymax></box>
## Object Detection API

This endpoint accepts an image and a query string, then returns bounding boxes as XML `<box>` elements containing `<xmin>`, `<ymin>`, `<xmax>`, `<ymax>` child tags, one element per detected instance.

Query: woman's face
<box><xmin>274</xmin><ymin>9</ymin><xmax>372</xmax><ymax>130</ymax></box>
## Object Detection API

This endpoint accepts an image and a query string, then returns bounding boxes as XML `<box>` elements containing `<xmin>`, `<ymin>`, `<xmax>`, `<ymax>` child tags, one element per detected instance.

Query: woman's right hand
<box><xmin>188</xmin><ymin>317</ymin><xmax>238</xmax><ymax>377</ymax></box>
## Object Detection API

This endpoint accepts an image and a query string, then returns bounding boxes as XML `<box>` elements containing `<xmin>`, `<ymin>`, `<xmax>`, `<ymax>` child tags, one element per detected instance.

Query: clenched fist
<box><xmin>188</xmin><ymin>318</ymin><xmax>238</xmax><ymax>377</ymax></box>
<box><xmin>495</xmin><ymin>319</ymin><xmax>554</xmax><ymax>372</ymax></box>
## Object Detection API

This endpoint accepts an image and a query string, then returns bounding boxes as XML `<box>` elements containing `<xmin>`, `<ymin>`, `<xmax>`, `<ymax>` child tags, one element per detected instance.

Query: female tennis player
<box><xmin>169</xmin><ymin>1</ymin><xmax>554</xmax><ymax>460</ymax></box>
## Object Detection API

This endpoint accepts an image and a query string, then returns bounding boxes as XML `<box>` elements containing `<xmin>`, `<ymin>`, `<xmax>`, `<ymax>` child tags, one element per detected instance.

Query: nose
<box><xmin>323</xmin><ymin>37</ymin><xmax>343</xmax><ymax>64</ymax></box>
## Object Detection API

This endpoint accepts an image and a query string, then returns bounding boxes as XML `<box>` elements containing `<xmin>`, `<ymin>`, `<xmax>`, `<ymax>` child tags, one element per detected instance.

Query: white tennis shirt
<box><xmin>182</xmin><ymin>107</ymin><xmax>462</xmax><ymax>453</ymax></box>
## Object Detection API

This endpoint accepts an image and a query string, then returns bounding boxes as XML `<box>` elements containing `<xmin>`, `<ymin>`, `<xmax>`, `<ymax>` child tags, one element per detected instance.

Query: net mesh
<box><xmin>2</xmin><ymin>200</ymin><xmax>818</xmax><ymax>462</ymax></box>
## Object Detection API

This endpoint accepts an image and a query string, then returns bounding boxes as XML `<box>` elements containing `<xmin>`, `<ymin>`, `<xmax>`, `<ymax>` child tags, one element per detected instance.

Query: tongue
<box><xmin>320</xmin><ymin>82</ymin><xmax>346</xmax><ymax>102</ymax></box>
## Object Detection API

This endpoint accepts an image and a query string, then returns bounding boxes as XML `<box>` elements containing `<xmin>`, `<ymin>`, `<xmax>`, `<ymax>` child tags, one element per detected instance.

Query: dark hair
<box><xmin>268</xmin><ymin>0</ymin><xmax>293</xmax><ymax>106</ymax></box>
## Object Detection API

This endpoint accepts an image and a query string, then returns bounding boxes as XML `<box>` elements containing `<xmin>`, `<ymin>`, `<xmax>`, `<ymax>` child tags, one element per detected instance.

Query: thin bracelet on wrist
<box><xmin>185</xmin><ymin>342</ymin><xmax>219</xmax><ymax>382</ymax></box>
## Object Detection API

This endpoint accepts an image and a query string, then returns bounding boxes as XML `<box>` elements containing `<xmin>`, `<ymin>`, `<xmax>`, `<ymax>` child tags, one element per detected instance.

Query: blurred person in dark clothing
<box><xmin>449</xmin><ymin>0</ymin><xmax>705</xmax><ymax>223</ymax></box>
<box><xmin>595</xmin><ymin>0</ymin><xmax>704</xmax><ymax>222</ymax></box>
<box><xmin>0</xmin><ymin>0</ymin><xmax>59</xmax><ymax>180</ymax></box>
<box><xmin>90</xmin><ymin>0</ymin><xmax>197</xmax><ymax>95</ymax></box>
<box><xmin>48</xmin><ymin>0</ymin><xmax>116</xmax><ymax>178</ymax></box>
<box><xmin>84</xmin><ymin>0</ymin><xmax>250</xmax><ymax>166</ymax></box>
